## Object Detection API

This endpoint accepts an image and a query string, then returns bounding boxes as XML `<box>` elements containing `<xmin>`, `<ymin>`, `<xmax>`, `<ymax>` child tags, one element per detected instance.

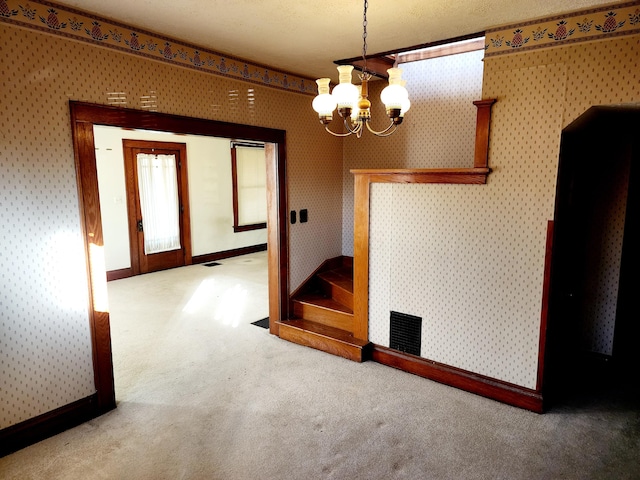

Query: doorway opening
<box><xmin>545</xmin><ymin>105</ymin><xmax>640</xmax><ymax>405</ymax></box>
<box><xmin>70</xmin><ymin>102</ymin><xmax>289</xmax><ymax>412</ymax></box>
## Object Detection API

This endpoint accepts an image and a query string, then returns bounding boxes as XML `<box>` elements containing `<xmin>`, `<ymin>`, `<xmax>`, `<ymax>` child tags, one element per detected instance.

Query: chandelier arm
<box><xmin>324</xmin><ymin>125</ymin><xmax>355</xmax><ymax>137</ymax></box>
<box><xmin>365</xmin><ymin>120</ymin><xmax>397</xmax><ymax>136</ymax></box>
<box><xmin>343</xmin><ymin>118</ymin><xmax>364</xmax><ymax>134</ymax></box>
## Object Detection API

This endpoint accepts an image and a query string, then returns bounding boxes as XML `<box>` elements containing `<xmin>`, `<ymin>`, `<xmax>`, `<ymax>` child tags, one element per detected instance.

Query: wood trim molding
<box><xmin>192</xmin><ymin>244</ymin><xmax>267</xmax><ymax>264</ymax></box>
<box><xmin>373</xmin><ymin>346</ymin><xmax>543</xmax><ymax>413</ymax></box>
<box><xmin>350</xmin><ymin>168</ymin><xmax>492</xmax><ymax>184</ymax></box>
<box><xmin>231</xmin><ymin>143</ymin><xmax>268</xmax><ymax>233</ymax></box>
<box><xmin>70</xmin><ymin>116</ymin><xmax>116</xmax><ymax>412</ymax></box>
<box><xmin>537</xmin><ymin>220</ymin><xmax>554</xmax><ymax>393</ymax></box>
<box><xmin>0</xmin><ymin>394</ymin><xmax>100</xmax><ymax>457</ymax></box>
<box><xmin>266</xmin><ymin>141</ymin><xmax>289</xmax><ymax>335</ymax></box>
<box><xmin>106</xmin><ymin>267</ymin><xmax>134</xmax><ymax>282</ymax></box>
<box><xmin>397</xmin><ymin>37</ymin><xmax>486</xmax><ymax>64</ymax></box>
<box><xmin>231</xmin><ymin>145</ymin><xmax>240</xmax><ymax>230</ymax></box>
<box><xmin>353</xmin><ymin>174</ymin><xmax>371</xmax><ymax>341</ymax></box>
<box><xmin>233</xmin><ymin>223</ymin><xmax>267</xmax><ymax>233</ymax></box>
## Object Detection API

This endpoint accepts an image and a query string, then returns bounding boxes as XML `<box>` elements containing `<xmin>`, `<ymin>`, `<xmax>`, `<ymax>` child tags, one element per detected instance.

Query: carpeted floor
<box><xmin>1</xmin><ymin>251</ymin><xmax>639</xmax><ymax>479</ymax></box>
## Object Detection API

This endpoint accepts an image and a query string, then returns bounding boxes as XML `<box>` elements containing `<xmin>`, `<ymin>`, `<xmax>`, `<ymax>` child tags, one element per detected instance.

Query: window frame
<box><xmin>231</xmin><ymin>142</ymin><xmax>267</xmax><ymax>233</ymax></box>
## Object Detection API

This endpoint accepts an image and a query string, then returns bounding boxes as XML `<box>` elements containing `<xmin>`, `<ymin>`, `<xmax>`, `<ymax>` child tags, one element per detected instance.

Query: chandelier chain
<box><xmin>361</xmin><ymin>0</ymin><xmax>368</xmax><ymax>72</ymax></box>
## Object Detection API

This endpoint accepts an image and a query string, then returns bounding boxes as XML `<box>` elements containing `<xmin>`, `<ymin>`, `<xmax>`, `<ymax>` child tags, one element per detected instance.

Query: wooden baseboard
<box><xmin>106</xmin><ymin>267</ymin><xmax>133</xmax><ymax>281</ymax></box>
<box><xmin>107</xmin><ymin>244</ymin><xmax>267</xmax><ymax>280</ymax></box>
<box><xmin>372</xmin><ymin>345</ymin><xmax>543</xmax><ymax>413</ymax></box>
<box><xmin>0</xmin><ymin>394</ymin><xmax>108</xmax><ymax>457</ymax></box>
<box><xmin>192</xmin><ymin>244</ymin><xmax>267</xmax><ymax>265</ymax></box>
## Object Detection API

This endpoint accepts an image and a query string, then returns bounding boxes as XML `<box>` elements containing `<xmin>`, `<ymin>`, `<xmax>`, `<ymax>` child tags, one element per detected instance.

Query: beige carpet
<box><xmin>1</xmin><ymin>251</ymin><xmax>639</xmax><ymax>479</ymax></box>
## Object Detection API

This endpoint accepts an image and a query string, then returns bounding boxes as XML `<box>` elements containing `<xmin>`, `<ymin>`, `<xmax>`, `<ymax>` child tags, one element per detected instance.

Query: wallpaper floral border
<box><xmin>485</xmin><ymin>1</ymin><xmax>640</xmax><ymax>56</ymax></box>
<box><xmin>0</xmin><ymin>0</ymin><xmax>318</xmax><ymax>95</ymax></box>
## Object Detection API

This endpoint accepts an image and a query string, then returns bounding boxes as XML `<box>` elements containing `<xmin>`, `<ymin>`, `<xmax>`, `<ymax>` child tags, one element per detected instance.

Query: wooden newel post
<box><xmin>473</xmin><ymin>99</ymin><xmax>497</xmax><ymax>169</ymax></box>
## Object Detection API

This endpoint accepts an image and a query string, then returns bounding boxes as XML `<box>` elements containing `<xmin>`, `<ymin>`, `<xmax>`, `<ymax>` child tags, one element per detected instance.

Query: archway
<box><xmin>545</xmin><ymin>105</ymin><xmax>639</xmax><ymax>402</ymax></box>
<box><xmin>70</xmin><ymin>102</ymin><xmax>289</xmax><ymax>412</ymax></box>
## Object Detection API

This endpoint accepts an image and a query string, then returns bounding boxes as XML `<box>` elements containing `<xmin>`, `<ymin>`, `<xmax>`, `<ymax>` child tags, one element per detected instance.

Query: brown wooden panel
<box><xmin>353</xmin><ymin>174</ymin><xmax>371</xmax><ymax>341</ymax></box>
<box><xmin>373</xmin><ymin>345</ymin><xmax>544</xmax><ymax>413</ymax></box>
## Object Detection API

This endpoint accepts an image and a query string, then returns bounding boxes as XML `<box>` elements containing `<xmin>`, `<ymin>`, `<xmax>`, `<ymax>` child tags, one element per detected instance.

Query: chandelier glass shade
<box><xmin>312</xmin><ymin>1</ymin><xmax>410</xmax><ymax>137</ymax></box>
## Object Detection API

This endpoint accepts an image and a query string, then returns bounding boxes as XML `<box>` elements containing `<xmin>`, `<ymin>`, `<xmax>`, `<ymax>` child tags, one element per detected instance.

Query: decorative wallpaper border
<box><xmin>485</xmin><ymin>1</ymin><xmax>640</xmax><ymax>56</ymax></box>
<box><xmin>0</xmin><ymin>0</ymin><xmax>318</xmax><ymax>95</ymax></box>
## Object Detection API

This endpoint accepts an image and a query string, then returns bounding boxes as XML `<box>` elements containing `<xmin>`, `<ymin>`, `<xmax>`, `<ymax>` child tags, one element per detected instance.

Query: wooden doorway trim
<box><xmin>70</xmin><ymin>101</ymin><xmax>289</xmax><ymax>411</ymax></box>
<box><xmin>122</xmin><ymin>140</ymin><xmax>192</xmax><ymax>274</ymax></box>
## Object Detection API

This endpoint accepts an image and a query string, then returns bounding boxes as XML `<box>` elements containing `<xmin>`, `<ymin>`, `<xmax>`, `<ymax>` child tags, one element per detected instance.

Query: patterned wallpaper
<box><xmin>572</xmin><ymin>132</ymin><xmax>633</xmax><ymax>355</ymax></box>
<box><xmin>0</xmin><ymin>23</ymin><xmax>342</xmax><ymax>428</ymax></box>
<box><xmin>577</xmin><ymin>140</ymin><xmax>631</xmax><ymax>355</ymax></box>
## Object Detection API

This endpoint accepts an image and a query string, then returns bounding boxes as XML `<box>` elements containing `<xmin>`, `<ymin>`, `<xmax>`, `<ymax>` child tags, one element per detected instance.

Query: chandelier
<box><xmin>312</xmin><ymin>0</ymin><xmax>410</xmax><ymax>137</ymax></box>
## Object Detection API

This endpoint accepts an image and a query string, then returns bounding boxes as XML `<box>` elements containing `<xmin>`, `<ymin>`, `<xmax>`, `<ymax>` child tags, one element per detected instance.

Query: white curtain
<box><xmin>137</xmin><ymin>153</ymin><xmax>181</xmax><ymax>254</ymax></box>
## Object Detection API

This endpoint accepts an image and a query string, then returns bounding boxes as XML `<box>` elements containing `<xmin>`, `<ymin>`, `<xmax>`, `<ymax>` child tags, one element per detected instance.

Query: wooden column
<box><xmin>473</xmin><ymin>99</ymin><xmax>497</xmax><ymax>168</ymax></box>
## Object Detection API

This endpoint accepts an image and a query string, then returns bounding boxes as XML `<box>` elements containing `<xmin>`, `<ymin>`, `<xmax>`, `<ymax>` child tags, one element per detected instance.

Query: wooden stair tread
<box><xmin>277</xmin><ymin>319</ymin><xmax>371</xmax><ymax>362</ymax></box>
<box><xmin>317</xmin><ymin>269</ymin><xmax>353</xmax><ymax>293</ymax></box>
<box><xmin>294</xmin><ymin>293</ymin><xmax>353</xmax><ymax>314</ymax></box>
<box><xmin>280</xmin><ymin>319</ymin><xmax>368</xmax><ymax>346</ymax></box>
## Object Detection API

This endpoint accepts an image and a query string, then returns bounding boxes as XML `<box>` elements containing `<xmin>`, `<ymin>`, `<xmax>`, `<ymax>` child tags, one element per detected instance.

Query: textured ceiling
<box><xmin>57</xmin><ymin>0</ymin><xmax>622</xmax><ymax>81</ymax></box>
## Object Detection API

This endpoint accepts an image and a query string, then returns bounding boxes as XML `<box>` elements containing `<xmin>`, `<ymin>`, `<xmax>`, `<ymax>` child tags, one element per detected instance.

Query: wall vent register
<box><xmin>389</xmin><ymin>311</ymin><xmax>422</xmax><ymax>356</ymax></box>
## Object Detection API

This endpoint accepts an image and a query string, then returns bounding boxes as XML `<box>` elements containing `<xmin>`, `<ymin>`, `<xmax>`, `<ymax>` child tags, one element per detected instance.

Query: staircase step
<box><xmin>293</xmin><ymin>294</ymin><xmax>353</xmax><ymax>331</ymax></box>
<box><xmin>277</xmin><ymin>319</ymin><xmax>371</xmax><ymax>362</ymax></box>
<box><xmin>317</xmin><ymin>268</ymin><xmax>353</xmax><ymax>309</ymax></box>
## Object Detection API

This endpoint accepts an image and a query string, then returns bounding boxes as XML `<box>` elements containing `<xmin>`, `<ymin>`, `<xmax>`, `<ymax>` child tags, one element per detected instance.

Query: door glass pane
<box><xmin>137</xmin><ymin>153</ymin><xmax>181</xmax><ymax>254</ymax></box>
